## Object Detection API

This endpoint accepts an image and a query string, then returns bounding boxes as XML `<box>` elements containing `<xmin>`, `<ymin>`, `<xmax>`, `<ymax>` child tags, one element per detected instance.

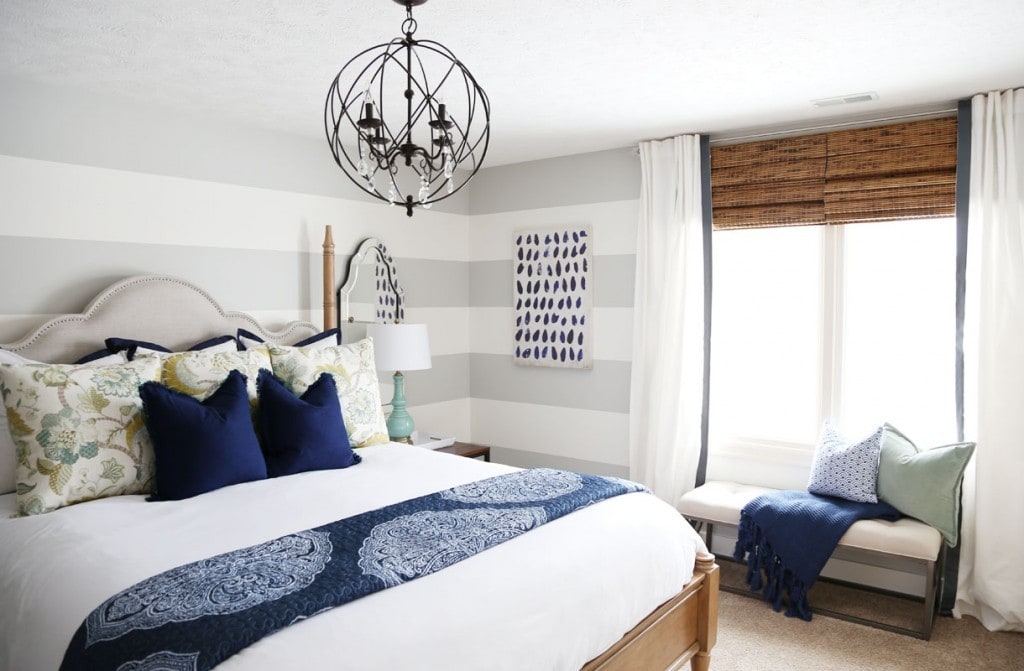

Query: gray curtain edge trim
<box><xmin>955</xmin><ymin>99</ymin><xmax>971</xmax><ymax>445</ymax></box>
<box><xmin>695</xmin><ymin>134</ymin><xmax>713</xmax><ymax>488</ymax></box>
<box><xmin>942</xmin><ymin>97</ymin><xmax>972</xmax><ymax>615</ymax></box>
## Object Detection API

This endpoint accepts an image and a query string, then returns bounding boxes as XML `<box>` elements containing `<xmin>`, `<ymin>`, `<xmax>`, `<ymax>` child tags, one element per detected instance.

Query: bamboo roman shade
<box><xmin>711</xmin><ymin>117</ymin><xmax>958</xmax><ymax>230</ymax></box>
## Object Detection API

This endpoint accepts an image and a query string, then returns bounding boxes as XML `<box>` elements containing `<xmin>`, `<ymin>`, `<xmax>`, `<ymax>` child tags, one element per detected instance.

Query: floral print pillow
<box><xmin>156</xmin><ymin>348</ymin><xmax>271</xmax><ymax>402</ymax></box>
<box><xmin>269</xmin><ymin>339</ymin><xmax>389</xmax><ymax>448</ymax></box>
<box><xmin>0</xmin><ymin>358</ymin><xmax>161</xmax><ymax>516</ymax></box>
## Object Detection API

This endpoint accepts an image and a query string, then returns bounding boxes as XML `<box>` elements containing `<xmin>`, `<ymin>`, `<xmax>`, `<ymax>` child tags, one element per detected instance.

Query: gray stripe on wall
<box><xmin>470</xmin><ymin>256</ymin><xmax>635</xmax><ymax>308</ymax></box>
<box><xmin>398</xmin><ymin>259</ymin><xmax>469</xmax><ymax>308</ymax></box>
<box><xmin>0</xmin><ymin>236</ymin><xmax>316</xmax><ymax>315</ymax></box>
<box><xmin>469</xmin><ymin>147</ymin><xmax>641</xmax><ymax>215</ymax></box>
<box><xmin>489</xmin><ymin>446</ymin><xmax>628</xmax><ymax>478</ymax></box>
<box><xmin>0</xmin><ymin>238</ymin><xmax>475</xmax><ymax>316</ymax></box>
<box><xmin>470</xmin><ymin>353</ymin><xmax>630</xmax><ymax>413</ymax></box>
<box><xmin>396</xmin><ymin>353</ymin><xmax>470</xmax><ymax>406</ymax></box>
<box><xmin>344</xmin><ymin>257</ymin><xmax>468</xmax><ymax>309</ymax></box>
<box><xmin>469</xmin><ymin>260</ymin><xmax>512</xmax><ymax>308</ymax></box>
<box><xmin>0</xmin><ymin>77</ymin><xmax>470</xmax><ymax>216</ymax></box>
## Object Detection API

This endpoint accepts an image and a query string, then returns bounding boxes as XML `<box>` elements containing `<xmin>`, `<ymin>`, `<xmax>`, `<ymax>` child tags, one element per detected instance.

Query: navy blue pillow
<box><xmin>237</xmin><ymin>328</ymin><xmax>341</xmax><ymax>350</ymax></box>
<box><xmin>256</xmin><ymin>369</ymin><xmax>359</xmax><ymax>477</ymax></box>
<box><xmin>140</xmin><ymin>369</ymin><xmax>267</xmax><ymax>500</ymax></box>
<box><xmin>106</xmin><ymin>335</ymin><xmax>238</xmax><ymax>360</ymax></box>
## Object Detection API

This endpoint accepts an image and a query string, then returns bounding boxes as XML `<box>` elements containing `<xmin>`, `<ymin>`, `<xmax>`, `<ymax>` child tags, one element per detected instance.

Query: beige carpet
<box><xmin>711</xmin><ymin>587</ymin><xmax>1024</xmax><ymax>670</ymax></box>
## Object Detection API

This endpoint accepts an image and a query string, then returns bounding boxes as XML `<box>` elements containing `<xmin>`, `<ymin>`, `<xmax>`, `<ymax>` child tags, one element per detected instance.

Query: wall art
<box><xmin>513</xmin><ymin>226</ymin><xmax>592</xmax><ymax>369</ymax></box>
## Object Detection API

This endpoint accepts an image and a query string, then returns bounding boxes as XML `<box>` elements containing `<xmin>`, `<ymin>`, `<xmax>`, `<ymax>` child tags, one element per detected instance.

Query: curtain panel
<box><xmin>957</xmin><ymin>88</ymin><xmax>1024</xmax><ymax>632</ymax></box>
<box><xmin>629</xmin><ymin>135</ymin><xmax>706</xmax><ymax>507</ymax></box>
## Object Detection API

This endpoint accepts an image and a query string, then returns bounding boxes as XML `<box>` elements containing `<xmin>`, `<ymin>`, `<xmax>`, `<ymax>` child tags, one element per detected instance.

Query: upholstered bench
<box><xmin>679</xmin><ymin>480</ymin><xmax>944</xmax><ymax>639</ymax></box>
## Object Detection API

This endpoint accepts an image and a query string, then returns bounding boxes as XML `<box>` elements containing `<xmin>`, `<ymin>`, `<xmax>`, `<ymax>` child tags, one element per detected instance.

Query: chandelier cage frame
<box><xmin>324</xmin><ymin>1</ymin><xmax>490</xmax><ymax>217</ymax></box>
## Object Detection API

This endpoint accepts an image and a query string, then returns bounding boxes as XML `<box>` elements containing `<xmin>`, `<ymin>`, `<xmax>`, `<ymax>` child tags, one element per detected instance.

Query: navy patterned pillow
<box><xmin>807</xmin><ymin>423</ymin><xmax>883</xmax><ymax>503</ymax></box>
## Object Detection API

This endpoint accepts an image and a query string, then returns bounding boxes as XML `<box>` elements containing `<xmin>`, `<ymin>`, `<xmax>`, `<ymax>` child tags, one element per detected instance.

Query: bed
<box><xmin>0</xmin><ymin>233</ymin><xmax>718</xmax><ymax>671</ymax></box>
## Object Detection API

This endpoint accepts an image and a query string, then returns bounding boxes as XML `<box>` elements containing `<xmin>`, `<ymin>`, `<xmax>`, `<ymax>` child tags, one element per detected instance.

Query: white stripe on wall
<box><xmin>391</xmin><ymin>398</ymin><xmax>472</xmax><ymax>443</ymax></box>
<box><xmin>402</xmin><ymin>307</ymin><xmax>470</xmax><ymax>357</ymax></box>
<box><xmin>0</xmin><ymin>155</ymin><xmax>469</xmax><ymax>260</ymax></box>
<box><xmin>470</xmin><ymin>398</ymin><xmax>628</xmax><ymax>468</ymax></box>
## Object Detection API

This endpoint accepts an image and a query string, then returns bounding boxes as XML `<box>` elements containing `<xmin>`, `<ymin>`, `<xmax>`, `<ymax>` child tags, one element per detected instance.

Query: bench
<box><xmin>678</xmin><ymin>481</ymin><xmax>944</xmax><ymax>639</ymax></box>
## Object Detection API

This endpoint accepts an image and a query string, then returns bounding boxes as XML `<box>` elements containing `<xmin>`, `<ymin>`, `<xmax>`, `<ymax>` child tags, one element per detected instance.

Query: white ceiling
<box><xmin>1</xmin><ymin>0</ymin><xmax>1022</xmax><ymax>167</ymax></box>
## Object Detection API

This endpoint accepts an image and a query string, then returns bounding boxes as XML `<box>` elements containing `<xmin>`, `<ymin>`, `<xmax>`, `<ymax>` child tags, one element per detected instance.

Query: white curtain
<box><xmin>957</xmin><ymin>88</ymin><xmax>1024</xmax><ymax>631</ymax></box>
<box><xmin>629</xmin><ymin>135</ymin><xmax>706</xmax><ymax>507</ymax></box>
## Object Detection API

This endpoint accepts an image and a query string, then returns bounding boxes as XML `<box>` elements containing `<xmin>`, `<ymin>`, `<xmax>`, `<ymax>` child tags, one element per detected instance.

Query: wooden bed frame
<box><xmin>1</xmin><ymin>227</ymin><xmax>720</xmax><ymax>670</ymax></box>
<box><xmin>585</xmin><ymin>554</ymin><xmax>719</xmax><ymax>671</ymax></box>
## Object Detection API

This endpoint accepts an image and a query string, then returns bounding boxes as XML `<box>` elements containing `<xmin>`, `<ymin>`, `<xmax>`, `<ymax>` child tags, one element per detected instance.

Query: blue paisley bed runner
<box><xmin>60</xmin><ymin>468</ymin><xmax>647</xmax><ymax>671</ymax></box>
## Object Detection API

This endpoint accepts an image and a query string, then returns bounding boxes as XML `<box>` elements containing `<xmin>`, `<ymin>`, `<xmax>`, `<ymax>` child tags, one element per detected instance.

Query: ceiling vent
<box><xmin>812</xmin><ymin>91</ymin><xmax>879</xmax><ymax>108</ymax></box>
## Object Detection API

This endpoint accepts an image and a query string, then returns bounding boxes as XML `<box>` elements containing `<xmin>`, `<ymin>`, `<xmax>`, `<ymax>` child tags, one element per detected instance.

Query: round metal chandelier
<box><xmin>325</xmin><ymin>0</ymin><xmax>490</xmax><ymax>217</ymax></box>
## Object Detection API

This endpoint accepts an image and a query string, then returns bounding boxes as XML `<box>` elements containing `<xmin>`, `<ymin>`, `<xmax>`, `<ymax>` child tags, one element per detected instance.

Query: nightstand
<box><xmin>435</xmin><ymin>441</ymin><xmax>491</xmax><ymax>462</ymax></box>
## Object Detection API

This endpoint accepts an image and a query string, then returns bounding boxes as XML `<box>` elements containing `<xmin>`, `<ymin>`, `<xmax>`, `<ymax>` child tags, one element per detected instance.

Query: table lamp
<box><xmin>366</xmin><ymin>323</ymin><xmax>432</xmax><ymax>443</ymax></box>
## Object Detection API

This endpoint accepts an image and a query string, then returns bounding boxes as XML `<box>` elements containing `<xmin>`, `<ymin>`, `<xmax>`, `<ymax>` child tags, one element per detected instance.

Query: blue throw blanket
<box><xmin>61</xmin><ymin>469</ymin><xmax>646</xmax><ymax>671</ymax></box>
<box><xmin>733</xmin><ymin>490</ymin><xmax>900</xmax><ymax>620</ymax></box>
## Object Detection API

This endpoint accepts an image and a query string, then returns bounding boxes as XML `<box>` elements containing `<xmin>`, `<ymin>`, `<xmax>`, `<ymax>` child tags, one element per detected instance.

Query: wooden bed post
<box><xmin>323</xmin><ymin>226</ymin><xmax>336</xmax><ymax>331</ymax></box>
<box><xmin>692</xmin><ymin>552</ymin><xmax>719</xmax><ymax>671</ymax></box>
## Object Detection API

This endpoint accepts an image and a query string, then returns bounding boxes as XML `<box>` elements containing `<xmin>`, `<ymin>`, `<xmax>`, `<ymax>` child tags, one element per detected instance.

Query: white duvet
<box><xmin>0</xmin><ymin>445</ymin><xmax>703</xmax><ymax>671</ymax></box>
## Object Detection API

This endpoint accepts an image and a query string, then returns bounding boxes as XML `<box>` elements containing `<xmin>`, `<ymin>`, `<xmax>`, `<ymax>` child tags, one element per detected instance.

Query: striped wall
<box><xmin>0</xmin><ymin>76</ymin><xmax>473</xmax><ymax>440</ymax></box>
<box><xmin>0</xmin><ymin>76</ymin><xmax>646</xmax><ymax>475</ymax></box>
<box><xmin>466</xmin><ymin>149</ymin><xmax>642</xmax><ymax>477</ymax></box>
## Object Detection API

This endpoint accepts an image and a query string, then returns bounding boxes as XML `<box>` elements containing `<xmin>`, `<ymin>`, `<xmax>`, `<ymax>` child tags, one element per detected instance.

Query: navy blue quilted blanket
<box><xmin>733</xmin><ymin>490</ymin><xmax>900</xmax><ymax>620</ymax></box>
<box><xmin>60</xmin><ymin>469</ymin><xmax>646</xmax><ymax>671</ymax></box>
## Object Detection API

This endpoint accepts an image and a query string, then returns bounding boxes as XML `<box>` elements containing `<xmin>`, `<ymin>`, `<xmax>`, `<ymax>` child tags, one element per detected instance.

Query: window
<box><xmin>709</xmin><ymin>218</ymin><xmax>957</xmax><ymax>458</ymax></box>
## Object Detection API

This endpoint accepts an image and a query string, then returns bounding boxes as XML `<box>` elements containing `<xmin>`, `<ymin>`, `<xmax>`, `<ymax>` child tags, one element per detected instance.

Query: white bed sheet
<box><xmin>0</xmin><ymin>444</ymin><xmax>703</xmax><ymax>671</ymax></box>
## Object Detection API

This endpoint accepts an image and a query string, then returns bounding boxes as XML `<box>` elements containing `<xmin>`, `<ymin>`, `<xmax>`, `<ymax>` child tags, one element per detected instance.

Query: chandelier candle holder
<box><xmin>325</xmin><ymin>0</ymin><xmax>490</xmax><ymax>217</ymax></box>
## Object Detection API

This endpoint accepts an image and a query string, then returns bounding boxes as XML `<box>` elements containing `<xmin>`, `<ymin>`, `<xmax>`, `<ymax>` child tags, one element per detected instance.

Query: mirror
<box><xmin>338</xmin><ymin>238</ymin><xmax>406</xmax><ymax>325</ymax></box>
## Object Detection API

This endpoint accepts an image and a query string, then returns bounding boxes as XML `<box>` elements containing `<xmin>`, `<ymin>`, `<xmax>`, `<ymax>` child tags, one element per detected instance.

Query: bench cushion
<box><xmin>679</xmin><ymin>481</ymin><xmax>942</xmax><ymax>562</ymax></box>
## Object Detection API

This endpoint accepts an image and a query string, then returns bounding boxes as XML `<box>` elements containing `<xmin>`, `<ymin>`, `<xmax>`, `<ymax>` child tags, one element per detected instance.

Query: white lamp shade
<box><xmin>366</xmin><ymin>323</ymin><xmax>432</xmax><ymax>372</ymax></box>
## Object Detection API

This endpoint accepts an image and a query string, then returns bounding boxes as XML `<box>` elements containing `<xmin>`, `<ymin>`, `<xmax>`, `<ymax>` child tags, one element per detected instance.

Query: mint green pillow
<box><xmin>877</xmin><ymin>424</ymin><xmax>975</xmax><ymax>545</ymax></box>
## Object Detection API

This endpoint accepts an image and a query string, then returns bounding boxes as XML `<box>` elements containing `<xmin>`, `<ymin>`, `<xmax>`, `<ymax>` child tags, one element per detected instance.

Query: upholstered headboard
<box><xmin>0</xmin><ymin>275</ymin><xmax>320</xmax><ymax>363</ymax></box>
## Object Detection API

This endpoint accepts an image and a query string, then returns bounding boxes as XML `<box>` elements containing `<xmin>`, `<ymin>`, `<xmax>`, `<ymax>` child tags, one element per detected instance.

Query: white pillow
<box><xmin>238</xmin><ymin>328</ymin><xmax>341</xmax><ymax>352</ymax></box>
<box><xmin>133</xmin><ymin>339</ymin><xmax>237</xmax><ymax>359</ymax></box>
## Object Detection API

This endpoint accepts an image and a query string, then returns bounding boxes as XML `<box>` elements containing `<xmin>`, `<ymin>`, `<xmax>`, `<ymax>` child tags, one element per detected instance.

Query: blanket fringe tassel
<box><xmin>733</xmin><ymin>516</ymin><xmax>813</xmax><ymax>621</ymax></box>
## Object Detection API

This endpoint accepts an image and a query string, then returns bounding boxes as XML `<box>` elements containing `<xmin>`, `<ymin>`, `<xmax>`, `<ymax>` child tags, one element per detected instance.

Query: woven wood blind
<box><xmin>711</xmin><ymin>117</ymin><xmax>957</xmax><ymax>230</ymax></box>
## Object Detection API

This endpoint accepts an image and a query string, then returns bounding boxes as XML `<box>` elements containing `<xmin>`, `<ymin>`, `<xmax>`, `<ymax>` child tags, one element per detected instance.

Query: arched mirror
<box><xmin>338</xmin><ymin>237</ymin><xmax>405</xmax><ymax>326</ymax></box>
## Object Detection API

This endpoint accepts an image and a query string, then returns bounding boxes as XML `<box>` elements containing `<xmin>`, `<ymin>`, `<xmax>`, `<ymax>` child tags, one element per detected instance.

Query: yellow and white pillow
<box><xmin>156</xmin><ymin>348</ymin><xmax>271</xmax><ymax>402</ymax></box>
<box><xmin>269</xmin><ymin>339</ymin><xmax>389</xmax><ymax>448</ymax></box>
<box><xmin>0</xmin><ymin>357</ymin><xmax>161</xmax><ymax>516</ymax></box>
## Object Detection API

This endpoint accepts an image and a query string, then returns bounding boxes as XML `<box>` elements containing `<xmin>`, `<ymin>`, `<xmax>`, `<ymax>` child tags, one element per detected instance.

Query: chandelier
<box><xmin>325</xmin><ymin>0</ymin><xmax>490</xmax><ymax>217</ymax></box>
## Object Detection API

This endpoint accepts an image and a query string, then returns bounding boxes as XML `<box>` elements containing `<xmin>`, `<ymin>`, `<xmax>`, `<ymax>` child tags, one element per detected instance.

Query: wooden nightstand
<box><xmin>435</xmin><ymin>441</ymin><xmax>491</xmax><ymax>462</ymax></box>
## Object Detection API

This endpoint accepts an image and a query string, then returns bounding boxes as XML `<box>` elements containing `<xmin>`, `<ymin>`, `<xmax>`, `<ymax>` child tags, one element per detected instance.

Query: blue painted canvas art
<box><xmin>513</xmin><ymin>226</ymin><xmax>593</xmax><ymax>369</ymax></box>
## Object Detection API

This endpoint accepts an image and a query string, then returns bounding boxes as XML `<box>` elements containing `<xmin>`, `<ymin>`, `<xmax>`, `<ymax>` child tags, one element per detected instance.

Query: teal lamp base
<box><xmin>386</xmin><ymin>371</ymin><xmax>416</xmax><ymax>443</ymax></box>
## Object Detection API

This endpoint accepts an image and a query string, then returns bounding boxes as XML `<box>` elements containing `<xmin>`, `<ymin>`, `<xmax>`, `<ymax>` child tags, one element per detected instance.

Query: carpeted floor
<box><xmin>711</xmin><ymin>575</ymin><xmax>1024</xmax><ymax>670</ymax></box>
